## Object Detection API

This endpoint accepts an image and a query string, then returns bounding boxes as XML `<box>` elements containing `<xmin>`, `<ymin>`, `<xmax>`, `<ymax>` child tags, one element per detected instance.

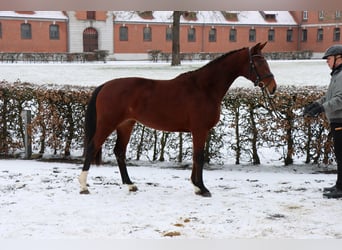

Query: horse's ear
<box><xmin>251</xmin><ymin>42</ymin><xmax>267</xmax><ymax>54</ymax></box>
<box><xmin>259</xmin><ymin>42</ymin><xmax>267</xmax><ymax>50</ymax></box>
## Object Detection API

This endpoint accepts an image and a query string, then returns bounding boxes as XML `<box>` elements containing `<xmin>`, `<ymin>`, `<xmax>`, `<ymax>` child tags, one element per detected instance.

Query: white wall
<box><xmin>67</xmin><ymin>11</ymin><xmax>113</xmax><ymax>53</ymax></box>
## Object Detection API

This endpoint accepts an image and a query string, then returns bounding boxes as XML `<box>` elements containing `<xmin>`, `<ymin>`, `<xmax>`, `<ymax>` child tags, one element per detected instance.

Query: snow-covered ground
<box><xmin>0</xmin><ymin>59</ymin><xmax>331</xmax><ymax>88</ymax></box>
<box><xmin>0</xmin><ymin>159</ymin><xmax>341</xmax><ymax>239</ymax></box>
<box><xmin>1</xmin><ymin>59</ymin><xmax>341</xmax><ymax>240</ymax></box>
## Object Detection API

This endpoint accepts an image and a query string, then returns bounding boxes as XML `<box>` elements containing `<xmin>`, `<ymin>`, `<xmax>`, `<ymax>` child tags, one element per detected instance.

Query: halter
<box><xmin>248</xmin><ymin>48</ymin><xmax>284</xmax><ymax>119</ymax></box>
<box><xmin>248</xmin><ymin>48</ymin><xmax>274</xmax><ymax>89</ymax></box>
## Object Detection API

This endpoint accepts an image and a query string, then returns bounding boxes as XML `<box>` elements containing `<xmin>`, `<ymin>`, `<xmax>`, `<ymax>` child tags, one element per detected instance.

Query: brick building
<box><xmin>112</xmin><ymin>11</ymin><xmax>299</xmax><ymax>60</ymax></box>
<box><xmin>0</xmin><ymin>11</ymin><xmax>68</xmax><ymax>52</ymax></box>
<box><xmin>0</xmin><ymin>11</ymin><xmax>341</xmax><ymax>60</ymax></box>
<box><xmin>291</xmin><ymin>11</ymin><xmax>341</xmax><ymax>53</ymax></box>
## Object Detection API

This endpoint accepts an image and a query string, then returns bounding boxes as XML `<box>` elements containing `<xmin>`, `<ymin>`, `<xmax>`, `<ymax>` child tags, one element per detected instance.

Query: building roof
<box><xmin>0</xmin><ymin>11</ymin><xmax>297</xmax><ymax>26</ymax></box>
<box><xmin>113</xmin><ymin>11</ymin><xmax>297</xmax><ymax>26</ymax></box>
<box><xmin>0</xmin><ymin>11</ymin><xmax>68</xmax><ymax>21</ymax></box>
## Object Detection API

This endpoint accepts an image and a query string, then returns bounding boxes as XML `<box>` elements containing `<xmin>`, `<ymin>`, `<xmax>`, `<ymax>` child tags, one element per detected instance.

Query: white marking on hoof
<box><xmin>128</xmin><ymin>184</ymin><xmax>138</xmax><ymax>192</ymax></box>
<box><xmin>79</xmin><ymin>171</ymin><xmax>89</xmax><ymax>194</ymax></box>
<box><xmin>193</xmin><ymin>186</ymin><xmax>201</xmax><ymax>195</ymax></box>
<box><xmin>193</xmin><ymin>184</ymin><xmax>211</xmax><ymax>197</ymax></box>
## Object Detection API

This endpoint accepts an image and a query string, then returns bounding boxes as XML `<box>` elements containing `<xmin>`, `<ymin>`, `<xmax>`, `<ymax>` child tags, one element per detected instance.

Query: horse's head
<box><xmin>248</xmin><ymin>42</ymin><xmax>277</xmax><ymax>95</ymax></box>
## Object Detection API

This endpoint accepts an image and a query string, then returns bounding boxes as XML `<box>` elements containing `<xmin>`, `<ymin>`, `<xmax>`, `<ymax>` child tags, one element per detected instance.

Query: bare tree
<box><xmin>171</xmin><ymin>11</ymin><xmax>182</xmax><ymax>66</ymax></box>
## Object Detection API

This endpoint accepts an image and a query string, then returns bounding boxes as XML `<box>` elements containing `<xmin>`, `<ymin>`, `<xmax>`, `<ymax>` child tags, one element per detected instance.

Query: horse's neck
<box><xmin>196</xmin><ymin>50</ymin><xmax>248</xmax><ymax>99</ymax></box>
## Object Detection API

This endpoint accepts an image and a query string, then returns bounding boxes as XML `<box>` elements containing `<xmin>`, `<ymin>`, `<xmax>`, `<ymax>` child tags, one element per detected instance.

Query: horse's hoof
<box><xmin>80</xmin><ymin>190</ymin><xmax>90</xmax><ymax>194</ymax></box>
<box><xmin>201</xmin><ymin>191</ymin><xmax>212</xmax><ymax>197</ymax></box>
<box><xmin>195</xmin><ymin>190</ymin><xmax>212</xmax><ymax>197</ymax></box>
<box><xmin>128</xmin><ymin>184</ymin><xmax>138</xmax><ymax>192</ymax></box>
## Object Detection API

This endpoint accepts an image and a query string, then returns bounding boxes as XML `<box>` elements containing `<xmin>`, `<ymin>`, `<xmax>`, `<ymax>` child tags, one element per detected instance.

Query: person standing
<box><xmin>303</xmin><ymin>44</ymin><xmax>342</xmax><ymax>199</ymax></box>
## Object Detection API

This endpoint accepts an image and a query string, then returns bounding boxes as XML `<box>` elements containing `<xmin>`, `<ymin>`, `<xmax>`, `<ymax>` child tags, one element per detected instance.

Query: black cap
<box><xmin>322</xmin><ymin>45</ymin><xmax>342</xmax><ymax>59</ymax></box>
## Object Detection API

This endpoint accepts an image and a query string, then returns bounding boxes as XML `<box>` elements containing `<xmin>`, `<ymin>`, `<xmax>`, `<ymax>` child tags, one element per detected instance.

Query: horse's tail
<box><xmin>84</xmin><ymin>84</ymin><xmax>104</xmax><ymax>165</ymax></box>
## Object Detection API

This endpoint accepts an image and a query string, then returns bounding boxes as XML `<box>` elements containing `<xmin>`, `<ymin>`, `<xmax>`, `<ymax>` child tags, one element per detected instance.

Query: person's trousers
<box><xmin>331</xmin><ymin>123</ymin><xmax>342</xmax><ymax>188</ymax></box>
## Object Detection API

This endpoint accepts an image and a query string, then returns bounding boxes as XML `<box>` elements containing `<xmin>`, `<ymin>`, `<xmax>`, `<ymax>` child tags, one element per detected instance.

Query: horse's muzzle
<box><xmin>264</xmin><ymin>79</ymin><xmax>277</xmax><ymax>95</ymax></box>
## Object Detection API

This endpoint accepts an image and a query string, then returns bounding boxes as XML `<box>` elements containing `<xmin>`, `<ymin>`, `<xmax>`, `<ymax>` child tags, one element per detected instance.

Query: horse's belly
<box><xmin>137</xmin><ymin>116</ymin><xmax>190</xmax><ymax>133</ymax></box>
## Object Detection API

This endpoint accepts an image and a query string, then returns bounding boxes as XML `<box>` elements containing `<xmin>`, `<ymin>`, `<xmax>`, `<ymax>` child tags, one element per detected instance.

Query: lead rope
<box><xmin>260</xmin><ymin>85</ymin><xmax>285</xmax><ymax>120</ymax></box>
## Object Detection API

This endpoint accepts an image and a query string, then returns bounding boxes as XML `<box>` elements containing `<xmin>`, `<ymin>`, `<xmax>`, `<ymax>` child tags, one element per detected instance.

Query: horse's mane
<box><xmin>203</xmin><ymin>47</ymin><xmax>247</xmax><ymax>68</ymax></box>
<box><xmin>178</xmin><ymin>47</ymin><xmax>247</xmax><ymax>78</ymax></box>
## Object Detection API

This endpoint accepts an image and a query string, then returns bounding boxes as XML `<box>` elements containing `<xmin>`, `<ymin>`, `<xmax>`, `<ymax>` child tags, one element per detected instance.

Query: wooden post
<box><xmin>21</xmin><ymin>110</ymin><xmax>32</xmax><ymax>159</ymax></box>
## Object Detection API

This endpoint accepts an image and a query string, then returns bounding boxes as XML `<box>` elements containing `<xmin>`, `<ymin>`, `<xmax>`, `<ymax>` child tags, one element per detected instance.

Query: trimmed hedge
<box><xmin>0</xmin><ymin>81</ymin><xmax>333</xmax><ymax>166</ymax></box>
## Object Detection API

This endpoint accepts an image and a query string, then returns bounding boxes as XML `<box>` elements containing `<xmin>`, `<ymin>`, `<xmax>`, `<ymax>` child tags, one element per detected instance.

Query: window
<box><xmin>318</xmin><ymin>11</ymin><xmax>324</xmax><ymax>20</ymax></box>
<box><xmin>301</xmin><ymin>29</ymin><xmax>308</xmax><ymax>42</ymax></box>
<box><xmin>302</xmin><ymin>11</ymin><xmax>308</xmax><ymax>20</ymax></box>
<box><xmin>317</xmin><ymin>28</ymin><xmax>324</xmax><ymax>41</ymax></box>
<box><xmin>229</xmin><ymin>28</ymin><xmax>236</xmax><ymax>42</ymax></box>
<box><xmin>188</xmin><ymin>27</ymin><xmax>196</xmax><ymax>42</ymax></box>
<box><xmin>268</xmin><ymin>29</ymin><xmax>275</xmax><ymax>42</ymax></box>
<box><xmin>249</xmin><ymin>28</ymin><xmax>256</xmax><ymax>42</ymax></box>
<box><xmin>222</xmin><ymin>12</ymin><xmax>238</xmax><ymax>21</ymax></box>
<box><xmin>21</xmin><ymin>23</ymin><xmax>32</xmax><ymax>39</ymax></box>
<box><xmin>49</xmin><ymin>24</ymin><xmax>59</xmax><ymax>40</ymax></box>
<box><xmin>87</xmin><ymin>11</ymin><xmax>96</xmax><ymax>20</ymax></box>
<box><xmin>166</xmin><ymin>27</ymin><xmax>172</xmax><ymax>41</ymax></box>
<box><xmin>336</xmin><ymin>11</ymin><xmax>341</xmax><ymax>20</ymax></box>
<box><xmin>143</xmin><ymin>26</ymin><xmax>151</xmax><ymax>41</ymax></box>
<box><xmin>334</xmin><ymin>27</ymin><xmax>340</xmax><ymax>41</ymax></box>
<box><xmin>209</xmin><ymin>28</ymin><xmax>216</xmax><ymax>42</ymax></box>
<box><xmin>0</xmin><ymin>22</ymin><xmax>2</xmax><ymax>38</ymax></box>
<box><xmin>119</xmin><ymin>26</ymin><xmax>128</xmax><ymax>41</ymax></box>
<box><xmin>261</xmin><ymin>11</ymin><xmax>276</xmax><ymax>22</ymax></box>
<box><xmin>286</xmin><ymin>29</ymin><xmax>293</xmax><ymax>42</ymax></box>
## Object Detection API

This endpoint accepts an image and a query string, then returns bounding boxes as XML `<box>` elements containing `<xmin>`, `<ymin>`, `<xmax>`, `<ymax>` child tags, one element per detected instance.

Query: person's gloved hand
<box><xmin>303</xmin><ymin>102</ymin><xmax>324</xmax><ymax>117</ymax></box>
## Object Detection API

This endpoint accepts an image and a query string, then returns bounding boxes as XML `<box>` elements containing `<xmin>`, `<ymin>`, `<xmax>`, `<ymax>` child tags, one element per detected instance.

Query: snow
<box><xmin>112</xmin><ymin>11</ymin><xmax>297</xmax><ymax>26</ymax></box>
<box><xmin>1</xmin><ymin>159</ymin><xmax>341</xmax><ymax>239</ymax></box>
<box><xmin>1</xmin><ymin>59</ymin><xmax>341</xmax><ymax>240</ymax></box>
<box><xmin>0</xmin><ymin>11</ymin><xmax>68</xmax><ymax>20</ymax></box>
<box><xmin>0</xmin><ymin>60</ymin><xmax>331</xmax><ymax>88</ymax></box>
<box><xmin>0</xmin><ymin>11</ymin><xmax>296</xmax><ymax>26</ymax></box>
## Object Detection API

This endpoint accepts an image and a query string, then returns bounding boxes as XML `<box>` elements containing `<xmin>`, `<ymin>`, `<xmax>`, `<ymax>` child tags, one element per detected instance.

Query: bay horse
<box><xmin>79</xmin><ymin>42</ymin><xmax>276</xmax><ymax>197</ymax></box>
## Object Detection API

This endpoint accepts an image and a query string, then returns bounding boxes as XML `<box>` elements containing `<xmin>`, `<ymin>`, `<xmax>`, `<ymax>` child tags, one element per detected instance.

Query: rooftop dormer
<box><xmin>260</xmin><ymin>11</ymin><xmax>277</xmax><ymax>22</ymax></box>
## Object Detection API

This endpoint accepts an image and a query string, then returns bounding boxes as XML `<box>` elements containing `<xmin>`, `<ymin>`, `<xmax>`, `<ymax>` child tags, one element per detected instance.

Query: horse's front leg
<box><xmin>191</xmin><ymin>132</ymin><xmax>211</xmax><ymax>197</ymax></box>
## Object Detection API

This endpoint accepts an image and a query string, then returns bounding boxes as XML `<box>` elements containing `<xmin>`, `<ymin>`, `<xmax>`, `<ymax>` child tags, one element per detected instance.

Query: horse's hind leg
<box><xmin>79</xmin><ymin>127</ymin><xmax>114</xmax><ymax>194</ymax></box>
<box><xmin>114</xmin><ymin>120</ymin><xmax>137</xmax><ymax>192</ymax></box>
<box><xmin>79</xmin><ymin>142</ymin><xmax>95</xmax><ymax>194</ymax></box>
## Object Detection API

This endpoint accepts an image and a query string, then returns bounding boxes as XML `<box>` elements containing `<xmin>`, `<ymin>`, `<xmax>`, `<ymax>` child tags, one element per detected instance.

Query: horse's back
<box><xmin>94</xmin><ymin>77</ymin><xmax>155</xmax><ymax>118</ymax></box>
<box><xmin>102</xmin><ymin>77</ymin><xmax>153</xmax><ymax>93</ymax></box>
